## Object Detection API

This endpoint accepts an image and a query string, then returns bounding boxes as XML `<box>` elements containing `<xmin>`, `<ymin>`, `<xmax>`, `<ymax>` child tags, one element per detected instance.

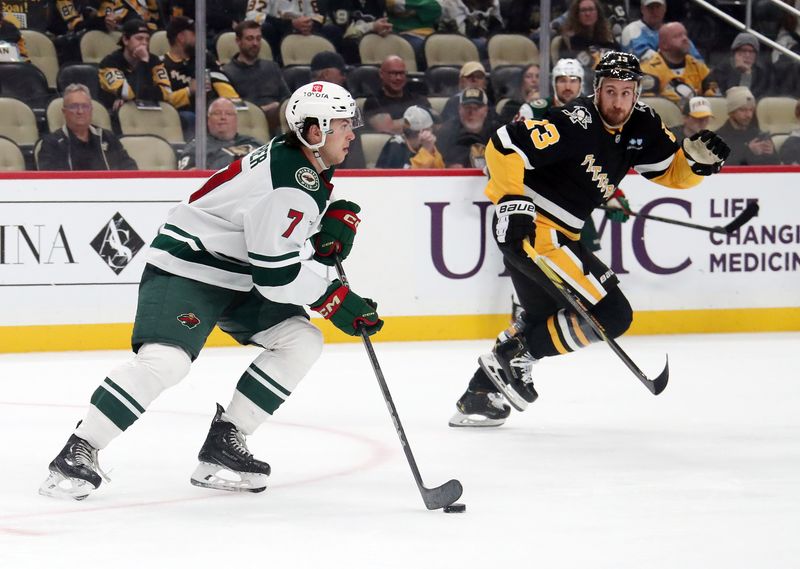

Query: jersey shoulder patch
<box><xmin>559</xmin><ymin>104</ymin><xmax>594</xmax><ymax>130</ymax></box>
<box><xmin>266</xmin><ymin>139</ymin><xmax>328</xmax><ymax>209</ymax></box>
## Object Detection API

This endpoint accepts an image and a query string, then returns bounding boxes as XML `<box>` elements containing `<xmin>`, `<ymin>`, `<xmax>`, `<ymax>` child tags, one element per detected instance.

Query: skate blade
<box><xmin>38</xmin><ymin>470</ymin><xmax>95</xmax><ymax>501</ymax></box>
<box><xmin>190</xmin><ymin>462</ymin><xmax>268</xmax><ymax>494</ymax></box>
<box><xmin>478</xmin><ymin>353</ymin><xmax>529</xmax><ymax>412</ymax></box>
<box><xmin>448</xmin><ymin>411</ymin><xmax>505</xmax><ymax>428</ymax></box>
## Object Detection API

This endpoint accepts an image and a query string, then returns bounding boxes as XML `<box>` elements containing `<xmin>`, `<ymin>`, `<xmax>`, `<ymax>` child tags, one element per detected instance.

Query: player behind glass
<box><xmin>449</xmin><ymin>51</ymin><xmax>730</xmax><ymax>428</ymax></box>
<box><xmin>40</xmin><ymin>81</ymin><xmax>383</xmax><ymax>500</ymax></box>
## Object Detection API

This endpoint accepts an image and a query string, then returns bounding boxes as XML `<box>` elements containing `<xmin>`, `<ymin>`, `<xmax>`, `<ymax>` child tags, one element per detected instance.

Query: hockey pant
<box><xmin>76</xmin><ymin>316</ymin><xmax>322</xmax><ymax>449</ymax></box>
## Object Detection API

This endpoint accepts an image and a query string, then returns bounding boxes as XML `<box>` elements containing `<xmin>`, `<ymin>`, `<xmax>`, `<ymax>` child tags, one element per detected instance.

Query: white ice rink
<box><xmin>1</xmin><ymin>333</ymin><xmax>799</xmax><ymax>568</ymax></box>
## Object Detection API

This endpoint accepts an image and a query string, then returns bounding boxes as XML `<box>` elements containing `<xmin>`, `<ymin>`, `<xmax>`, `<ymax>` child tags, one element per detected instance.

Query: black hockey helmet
<box><xmin>592</xmin><ymin>51</ymin><xmax>643</xmax><ymax>92</ymax></box>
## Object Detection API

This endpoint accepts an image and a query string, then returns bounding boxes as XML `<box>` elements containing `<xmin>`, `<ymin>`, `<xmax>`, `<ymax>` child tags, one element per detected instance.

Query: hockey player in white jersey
<box><xmin>40</xmin><ymin>82</ymin><xmax>383</xmax><ymax>500</ymax></box>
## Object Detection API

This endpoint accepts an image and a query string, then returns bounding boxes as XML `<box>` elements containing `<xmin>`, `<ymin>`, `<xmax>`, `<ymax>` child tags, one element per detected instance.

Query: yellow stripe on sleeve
<box><xmin>650</xmin><ymin>148</ymin><xmax>703</xmax><ymax>189</ymax></box>
<box><xmin>484</xmin><ymin>138</ymin><xmax>525</xmax><ymax>204</ymax></box>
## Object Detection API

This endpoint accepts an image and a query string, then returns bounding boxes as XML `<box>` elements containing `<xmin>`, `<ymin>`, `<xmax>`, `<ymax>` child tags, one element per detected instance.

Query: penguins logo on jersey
<box><xmin>295</xmin><ymin>167</ymin><xmax>320</xmax><ymax>191</ymax></box>
<box><xmin>562</xmin><ymin>106</ymin><xmax>592</xmax><ymax>130</ymax></box>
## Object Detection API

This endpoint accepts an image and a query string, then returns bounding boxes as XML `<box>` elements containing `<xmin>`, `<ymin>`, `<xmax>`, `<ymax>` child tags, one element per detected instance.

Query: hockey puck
<box><xmin>443</xmin><ymin>503</ymin><xmax>466</xmax><ymax>513</ymax></box>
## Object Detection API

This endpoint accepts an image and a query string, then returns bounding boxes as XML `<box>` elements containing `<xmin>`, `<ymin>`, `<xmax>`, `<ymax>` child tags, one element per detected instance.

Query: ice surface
<box><xmin>1</xmin><ymin>333</ymin><xmax>798</xmax><ymax>568</ymax></box>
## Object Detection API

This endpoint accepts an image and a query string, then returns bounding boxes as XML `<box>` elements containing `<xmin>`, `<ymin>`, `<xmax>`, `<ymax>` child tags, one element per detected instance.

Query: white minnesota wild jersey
<box><xmin>146</xmin><ymin>135</ymin><xmax>335</xmax><ymax>306</ymax></box>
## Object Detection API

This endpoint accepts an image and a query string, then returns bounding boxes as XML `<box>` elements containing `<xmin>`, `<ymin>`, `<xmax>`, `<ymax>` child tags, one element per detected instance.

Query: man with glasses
<box><xmin>178</xmin><ymin>98</ymin><xmax>262</xmax><ymax>170</ymax></box>
<box><xmin>363</xmin><ymin>55</ymin><xmax>431</xmax><ymax>134</ymax></box>
<box><xmin>38</xmin><ymin>83</ymin><xmax>137</xmax><ymax>171</ymax></box>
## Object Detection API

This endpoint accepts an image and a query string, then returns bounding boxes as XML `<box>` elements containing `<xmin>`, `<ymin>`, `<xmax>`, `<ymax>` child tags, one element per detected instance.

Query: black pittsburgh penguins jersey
<box><xmin>485</xmin><ymin>95</ymin><xmax>702</xmax><ymax>239</ymax></box>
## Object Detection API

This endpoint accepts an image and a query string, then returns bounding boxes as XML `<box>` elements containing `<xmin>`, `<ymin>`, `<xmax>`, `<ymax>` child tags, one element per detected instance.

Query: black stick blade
<box><xmin>647</xmin><ymin>355</ymin><xmax>669</xmax><ymax>396</ymax></box>
<box><xmin>724</xmin><ymin>201</ymin><xmax>759</xmax><ymax>234</ymax></box>
<box><xmin>422</xmin><ymin>479</ymin><xmax>463</xmax><ymax>510</ymax></box>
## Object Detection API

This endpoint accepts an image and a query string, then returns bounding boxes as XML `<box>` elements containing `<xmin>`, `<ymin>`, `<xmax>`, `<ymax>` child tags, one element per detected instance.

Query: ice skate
<box><xmin>39</xmin><ymin>433</ymin><xmax>108</xmax><ymax>501</ymax></box>
<box><xmin>190</xmin><ymin>404</ymin><xmax>271</xmax><ymax>493</ymax></box>
<box><xmin>479</xmin><ymin>335</ymin><xmax>538</xmax><ymax>412</ymax></box>
<box><xmin>449</xmin><ymin>387</ymin><xmax>511</xmax><ymax>427</ymax></box>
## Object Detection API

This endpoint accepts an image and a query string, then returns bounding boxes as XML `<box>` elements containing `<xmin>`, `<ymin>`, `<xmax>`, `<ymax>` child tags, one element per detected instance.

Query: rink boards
<box><xmin>0</xmin><ymin>167</ymin><xmax>798</xmax><ymax>353</ymax></box>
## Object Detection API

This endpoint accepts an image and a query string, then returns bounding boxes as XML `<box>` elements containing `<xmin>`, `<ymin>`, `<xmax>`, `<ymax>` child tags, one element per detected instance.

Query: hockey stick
<box><xmin>600</xmin><ymin>201</ymin><xmax>759</xmax><ymax>234</ymax></box>
<box><xmin>334</xmin><ymin>258</ymin><xmax>463</xmax><ymax>511</ymax></box>
<box><xmin>522</xmin><ymin>238</ymin><xmax>669</xmax><ymax>396</ymax></box>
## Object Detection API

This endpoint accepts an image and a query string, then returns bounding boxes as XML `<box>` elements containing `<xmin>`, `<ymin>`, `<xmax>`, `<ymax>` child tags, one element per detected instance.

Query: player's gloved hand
<box><xmin>605</xmin><ymin>188</ymin><xmax>631</xmax><ymax>223</ymax></box>
<box><xmin>312</xmin><ymin>200</ymin><xmax>361</xmax><ymax>266</ymax></box>
<box><xmin>682</xmin><ymin>130</ymin><xmax>730</xmax><ymax>175</ymax></box>
<box><xmin>493</xmin><ymin>194</ymin><xmax>536</xmax><ymax>253</ymax></box>
<box><xmin>310</xmin><ymin>280</ymin><xmax>383</xmax><ymax>336</ymax></box>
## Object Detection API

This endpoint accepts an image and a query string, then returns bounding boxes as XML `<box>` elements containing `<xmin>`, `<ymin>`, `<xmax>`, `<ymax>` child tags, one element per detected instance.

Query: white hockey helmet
<box><xmin>284</xmin><ymin>81</ymin><xmax>361</xmax><ymax>151</ymax></box>
<box><xmin>552</xmin><ymin>58</ymin><xmax>584</xmax><ymax>101</ymax></box>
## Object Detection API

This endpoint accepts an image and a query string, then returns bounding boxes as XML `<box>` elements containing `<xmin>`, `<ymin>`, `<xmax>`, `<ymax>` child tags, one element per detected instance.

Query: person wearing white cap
<box><xmin>669</xmin><ymin>96</ymin><xmax>713</xmax><ymax>144</ymax></box>
<box><xmin>621</xmin><ymin>0</ymin><xmax>704</xmax><ymax>62</ymax></box>
<box><xmin>375</xmin><ymin>105</ymin><xmax>444</xmax><ymax>169</ymax></box>
<box><xmin>440</xmin><ymin>61</ymin><xmax>494</xmax><ymax>122</ymax></box>
<box><xmin>705</xmin><ymin>32</ymin><xmax>771</xmax><ymax>99</ymax></box>
<box><xmin>715</xmin><ymin>86</ymin><xmax>779</xmax><ymax>165</ymax></box>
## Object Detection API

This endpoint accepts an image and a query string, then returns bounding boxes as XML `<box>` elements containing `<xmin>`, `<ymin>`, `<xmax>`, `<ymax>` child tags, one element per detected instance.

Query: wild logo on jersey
<box><xmin>294</xmin><ymin>167</ymin><xmax>319</xmax><ymax>191</ymax></box>
<box><xmin>177</xmin><ymin>312</ymin><xmax>200</xmax><ymax>329</ymax></box>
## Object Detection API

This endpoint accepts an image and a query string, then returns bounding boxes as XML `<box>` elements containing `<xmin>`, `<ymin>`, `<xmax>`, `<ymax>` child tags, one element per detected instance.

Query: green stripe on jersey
<box><xmin>236</xmin><ymin>371</ymin><xmax>286</xmax><ymax>414</ymax></box>
<box><xmin>90</xmin><ymin>383</ymin><xmax>139</xmax><ymax>431</ymax></box>
<box><xmin>152</xmin><ymin>233</ymin><xmax>251</xmax><ymax>275</ymax></box>
<box><xmin>252</xmin><ymin>264</ymin><xmax>301</xmax><ymax>287</ymax></box>
<box><xmin>248</xmin><ymin>250</ymin><xmax>299</xmax><ymax>263</ymax></box>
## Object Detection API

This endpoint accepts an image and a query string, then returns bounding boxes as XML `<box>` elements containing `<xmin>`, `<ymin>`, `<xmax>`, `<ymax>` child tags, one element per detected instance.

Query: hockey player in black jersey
<box><xmin>449</xmin><ymin>51</ymin><xmax>730</xmax><ymax>427</ymax></box>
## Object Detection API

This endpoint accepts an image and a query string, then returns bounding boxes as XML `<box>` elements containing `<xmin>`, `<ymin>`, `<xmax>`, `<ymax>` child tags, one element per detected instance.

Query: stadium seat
<box><xmin>428</xmin><ymin>96</ymin><xmax>449</xmax><ymax>117</ymax></box>
<box><xmin>216</xmin><ymin>31</ymin><xmax>272</xmax><ymax>65</ymax></box>
<box><xmin>489</xmin><ymin>65</ymin><xmax>523</xmax><ymax>101</ymax></box>
<box><xmin>46</xmin><ymin>98</ymin><xmax>112</xmax><ymax>132</ymax></box>
<box><xmin>80</xmin><ymin>30</ymin><xmax>121</xmax><ymax>64</ymax></box>
<box><xmin>279</xmin><ymin>98</ymin><xmax>289</xmax><ymax>133</ymax></box>
<box><xmin>118</xmin><ymin>101</ymin><xmax>184</xmax><ymax>144</ymax></box>
<box><xmin>358</xmin><ymin>33</ymin><xmax>417</xmax><ymax>72</ymax></box>
<box><xmin>216</xmin><ymin>32</ymin><xmax>273</xmax><ymax>65</ymax></box>
<box><xmin>706</xmin><ymin>97</ymin><xmax>728</xmax><ymax>131</ymax></box>
<box><xmin>57</xmin><ymin>63</ymin><xmax>100</xmax><ymax>98</ymax></box>
<box><xmin>149</xmin><ymin>31</ymin><xmax>170</xmax><ymax>57</ymax></box>
<box><xmin>425</xmin><ymin>66</ymin><xmax>460</xmax><ymax>97</ymax></box>
<box><xmin>550</xmin><ymin>36</ymin><xmax>564</xmax><ymax>66</ymax></box>
<box><xmin>236</xmin><ymin>100</ymin><xmax>269</xmax><ymax>144</ymax></box>
<box><xmin>772</xmin><ymin>133</ymin><xmax>789</xmax><ymax>153</ymax></box>
<box><xmin>119</xmin><ymin>134</ymin><xmax>176</xmax><ymax>170</ymax></box>
<box><xmin>423</xmin><ymin>34</ymin><xmax>479</xmax><ymax>68</ymax></box>
<box><xmin>282</xmin><ymin>65</ymin><xmax>311</xmax><ymax>92</ymax></box>
<box><xmin>360</xmin><ymin>133</ymin><xmax>391</xmax><ymax>168</ymax></box>
<box><xmin>641</xmin><ymin>97</ymin><xmax>682</xmax><ymax>128</ymax></box>
<box><xmin>20</xmin><ymin>30</ymin><xmax>58</xmax><ymax>89</ymax></box>
<box><xmin>280</xmin><ymin>35</ymin><xmax>335</xmax><ymax>66</ymax></box>
<box><xmin>0</xmin><ymin>135</ymin><xmax>25</xmax><ymax>170</ymax></box>
<box><xmin>346</xmin><ymin>65</ymin><xmax>381</xmax><ymax>98</ymax></box>
<box><xmin>756</xmin><ymin>97</ymin><xmax>799</xmax><ymax>134</ymax></box>
<box><xmin>495</xmin><ymin>97</ymin><xmax>512</xmax><ymax>117</ymax></box>
<box><xmin>487</xmin><ymin>34</ymin><xmax>538</xmax><ymax>69</ymax></box>
<box><xmin>0</xmin><ymin>97</ymin><xmax>39</xmax><ymax>146</ymax></box>
<box><xmin>0</xmin><ymin>62</ymin><xmax>53</xmax><ymax>114</ymax></box>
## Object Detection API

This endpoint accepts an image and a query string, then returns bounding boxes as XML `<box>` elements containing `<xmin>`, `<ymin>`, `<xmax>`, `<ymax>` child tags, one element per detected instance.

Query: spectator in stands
<box><xmin>779</xmin><ymin>99</ymin><xmax>800</xmax><ymax>165</ymax></box>
<box><xmin>376</xmin><ymin>105</ymin><xmax>444</xmax><ymax>168</ymax></box>
<box><xmin>640</xmin><ymin>22</ymin><xmax>717</xmax><ymax>103</ymax></box>
<box><xmin>363</xmin><ymin>55</ymin><xmax>431</xmax><ymax>134</ymax></box>
<box><xmin>98</xmin><ymin>19</ymin><xmax>183</xmax><ymax>112</ymax></box>
<box><xmin>38</xmin><ymin>83</ymin><xmax>137</xmax><ymax>171</ymax></box>
<box><xmin>309</xmin><ymin>50</ymin><xmax>346</xmax><ymax>86</ymax></box>
<box><xmin>308</xmin><ymin>49</ymin><xmax>366</xmax><ymax>168</ymax></box>
<box><xmin>715</xmin><ymin>86</ymin><xmax>779</xmax><ymax>166</ymax></box>
<box><xmin>437</xmin><ymin>87</ymin><xmax>497</xmax><ymax>168</ymax></box>
<box><xmin>222</xmin><ymin>20</ymin><xmax>290</xmax><ymax>135</ymax></box>
<box><xmin>621</xmin><ymin>0</ymin><xmax>703</xmax><ymax>62</ymax></box>
<box><xmin>554</xmin><ymin>0</ymin><xmax>618</xmax><ymax>71</ymax></box>
<box><xmin>162</xmin><ymin>16</ymin><xmax>241</xmax><ymax>138</ymax></box>
<box><xmin>669</xmin><ymin>96</ymin><xmax>713</xmax><ymax>144</ymax></box>
<box><xmin>250</xmin><ymin>0</ymin><xmax>342</xmax><ymax>64</ymax></box>
<box><xmin>0</xmin><ymin>17</ymin><xmax>28</xmax><ymax>61</ymax></box>
<box><xmin>178</xmin><ymin>97</ymin><xmax>261</xmax><ymax>170</ymax></box>
<box><xmin>439</xmin><ymin>0</ymin><xmax>504</xmax><ymax>56</ymax></box>
<box><xmin>164</xmin><ymin>0</ymin><xmax>247</xmax><ymax>43</ymax></box>
<box><xmin>440</xmin><ymin>61</ymin><xmax>493</xmax><ymax>121</ymax></box>
<box><xmin>386</xmin><ymin>0</ymin><xmax>442</xmax><ymax>69</ymax></box>
<box><xmin>111</xmin><ymin>0</ymin><xmax>163</xmax><ymax>31</ymax></box>
<box><xmin>771</xmin><ymin>8</ymin><xmax>800</xmax><ymax>96</ymax></box>
<box><xmin>321</xmin><ymin>1</ymin><xmax>392</xmax><ymax>64</ymax></box>
<box><xmin>705</xmin><ymin>32</ymin><xmax>771</xmax><ymax>100</ymax></box>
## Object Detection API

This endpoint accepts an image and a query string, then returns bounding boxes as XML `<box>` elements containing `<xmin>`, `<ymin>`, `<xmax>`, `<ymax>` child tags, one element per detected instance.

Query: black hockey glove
<box><xmin>493</xmin><ymin>195</ymin><xmax>536</xmax><ymax>253</ymax></box>
<box><xmin>682</xmin><ymin>130</ymin><xmax>731</xmax><ymax>176</ymax></box>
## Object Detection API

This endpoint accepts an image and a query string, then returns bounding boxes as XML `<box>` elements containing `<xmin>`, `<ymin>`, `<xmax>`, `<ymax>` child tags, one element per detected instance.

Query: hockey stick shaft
<box><xmin>522</xmin><ymin>239</ymin><xmax>668</xmax><ymax>395</ymax></box>
<box><xmin>333</xmin><ymin>258</ymin><xmax>463</xmax><ymax>510</ymax></box>
<box><xmin>600</xmin><ymin>201</ymin><xmax>759</xmax><ymax>234</ymax></box>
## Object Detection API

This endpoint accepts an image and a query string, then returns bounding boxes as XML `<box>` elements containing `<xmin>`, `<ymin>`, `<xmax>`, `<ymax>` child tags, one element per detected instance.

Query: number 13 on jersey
<box><xmin>523</xmin><ymin>119</ymin><xmax>560</xmax><ymax>150</ymax></box>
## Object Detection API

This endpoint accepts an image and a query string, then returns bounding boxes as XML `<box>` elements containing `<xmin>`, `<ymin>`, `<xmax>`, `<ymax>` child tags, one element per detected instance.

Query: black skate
<box><xmin>448</xmin><ymin>387</ymin><xmax>511</xmax><ymax>428</ymax></box>
<box><xmin>39</xmin><ymin>433</ymin><xmax>108</xmax><ymax>501</ymax></box>
<box><xmin>190</xmin><ymin>404</ymin><xmax>271</xmax><ymax>493</ymax></box>
<box><xmin>479</xmin><ymin>335</ymin><xmax>538</xmax><ymax>412</ymax></box>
